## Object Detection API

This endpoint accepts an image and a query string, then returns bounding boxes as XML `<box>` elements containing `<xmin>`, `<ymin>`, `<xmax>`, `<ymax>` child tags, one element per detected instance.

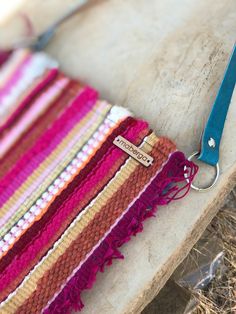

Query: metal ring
<box><xmin>185</xmin><ymin>151</ymin><xmax>220</xmax><ymax>192</ymax></box>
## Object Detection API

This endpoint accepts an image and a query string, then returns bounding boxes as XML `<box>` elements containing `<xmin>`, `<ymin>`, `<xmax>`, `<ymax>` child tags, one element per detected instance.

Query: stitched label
<box><xmin>113</xmin><ymin>135</ymin><xmax>153</xmax><ymax>167</ymax></box>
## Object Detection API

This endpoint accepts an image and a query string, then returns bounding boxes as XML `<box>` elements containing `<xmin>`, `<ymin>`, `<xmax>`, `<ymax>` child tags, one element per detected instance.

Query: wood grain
<box><xmin>0</xmin><ymin>0</ymin><xmax>235</xmax><ymax>313</ymax></box>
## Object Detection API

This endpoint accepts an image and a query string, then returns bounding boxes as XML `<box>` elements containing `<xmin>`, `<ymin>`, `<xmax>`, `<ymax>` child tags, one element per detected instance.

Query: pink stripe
<box><xmin>0</xmin><ymin>53</ymin><xmax>31</xmax><ymax>100</ymax></box>
<box><xmin>0</xmin><ymin>68</ymin><xmax>58</xmax><ymax>134</ymax></box>
<box><xmin>44</xmin><ymin>151</ymin><xmax>198</xmax><ymax>313</ymax></box>
<box><xmin>44</xmin><ymin>147</ymin><xmax>162</xmax><ymax>309</ymax></box>
<box><xmin>0</xmin><ymin>119</ymin><xmax>147</xmax><ymax>292</ymax></box>
<box><xmin>0</xmin><ymin>77</ymin><xmax>69</xmax><ymax>160</ymax></box>
<box><xmin>0</xmin><ymin>101</ymin><xmax>107</xmax><ymax>228</ymax></box>
<box><xmin>0</xmin><ymin>87</ymin><xmax>98</xmax><ymax>207</ymax></box>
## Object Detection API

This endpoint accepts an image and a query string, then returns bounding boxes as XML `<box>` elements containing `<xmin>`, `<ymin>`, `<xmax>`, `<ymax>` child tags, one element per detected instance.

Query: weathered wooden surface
<box><xmin>0</xmin><ymin>1</ymin><xmax>236</xmax><ymax>313</ymax></box>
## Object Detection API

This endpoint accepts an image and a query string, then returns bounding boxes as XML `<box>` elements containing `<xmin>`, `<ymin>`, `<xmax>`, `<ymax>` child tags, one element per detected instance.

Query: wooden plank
<box><xmin>0</xmin><ymin>1</ymin><xmax>235</xmax><ymax>313</ymax></box>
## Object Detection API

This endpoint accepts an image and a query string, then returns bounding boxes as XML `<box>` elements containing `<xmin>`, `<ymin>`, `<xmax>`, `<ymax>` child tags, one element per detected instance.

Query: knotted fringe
<box><xmin>44</xmin><ymin>151</ymin><xmax>198</xmax><ymax>314</ymax></box>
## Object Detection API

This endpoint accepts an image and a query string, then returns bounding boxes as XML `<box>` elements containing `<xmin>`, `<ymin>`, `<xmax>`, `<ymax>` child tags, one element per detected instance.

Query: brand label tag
<box><xmin>113</xmin><ymin>135</ymin><xmax>153</xmax><ymax>167</ymax></box>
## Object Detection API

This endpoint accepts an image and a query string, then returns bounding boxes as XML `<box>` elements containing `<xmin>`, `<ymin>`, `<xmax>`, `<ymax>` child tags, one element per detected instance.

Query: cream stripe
<box><xmin>0</xmin><ymin>109</ymin><xmax>122</xmax><ymax>255</ymax></box>
<box><xmin>0</xmin><ymin>52</ymin><xmax>58</xmax><ymax>120</ymax></box>
<box><xmin>0</xmin><ymin>102</ymin><xmax>111</xmax><ymax>236</ymax></box>
<box><xmin>0</xmin><ymin>133</ymin><xmax>158</xmax><ymax>312</ymax></box>
<box><xmin>0</xmin><ymin>104</ymin><xmax>131</xmax><ymax>225</ymax></box>
<box><xmin>0</xmin><ymin>50</ymin><xmax>29</xmax><ymax>88</ymax></box>
<box><xmin>0</xmin><ymin>77</ymin><xmax>70</xmax><ymax>159</ymax></box>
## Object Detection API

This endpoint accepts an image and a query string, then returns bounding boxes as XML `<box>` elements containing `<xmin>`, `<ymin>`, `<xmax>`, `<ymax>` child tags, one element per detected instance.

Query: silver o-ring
<box><xmin>185</xmin><ymin>151</ymin><xmax>220</xmax><ymax>192</ymax></box>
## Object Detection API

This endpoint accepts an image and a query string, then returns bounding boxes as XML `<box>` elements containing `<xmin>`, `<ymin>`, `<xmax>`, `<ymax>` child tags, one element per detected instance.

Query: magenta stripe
<box><xmin>0</xmin><ymin>50</ymin><xmax>11</xmax><ymax>67</ymax></box>
<box><xmin>0</xmin><ymin>87</ymin><xmax>98</xmax><ymax>207</ymax></box>
<box><xmin>0</xmin><ymin>53</ymin><xmax>31</xmax><ymax>100</ymax></box>
<box><xmin>0</xmin><ymin>101</ymin><xmax>107</xmax><ymax>228</ymax></box>
<box><xmin>44</xmin><ymin>151</ymin><xmax>197</xmax><ymax>313</ymax></box>
<box><xmin>0</xmin><ymin>120</ymin><xmax>147</xmax><ymax>292</ymax></box>
<box><xmin>0</xmin><ymin>68</ymin><xmax>58</xmax><ymax>134</ymax></box>
<box><xmin>0</xmin><ymin>77</ymin><xmax>69</xmax><ymax>160</ymax></box>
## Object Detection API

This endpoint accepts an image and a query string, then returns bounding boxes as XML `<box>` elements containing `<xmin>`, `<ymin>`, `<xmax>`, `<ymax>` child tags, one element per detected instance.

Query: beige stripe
<box><xmin>1</xmin><ymin>133</ymin><xmax>158</xmax><ymax>312</ymax></box>
<box><xmin>0</xmin><ymin>102</ymin><xmax>111</xmax><ymax>236</ymax></box>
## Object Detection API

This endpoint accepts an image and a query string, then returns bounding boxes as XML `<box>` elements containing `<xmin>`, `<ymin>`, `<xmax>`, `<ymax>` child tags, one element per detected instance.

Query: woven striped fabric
<box><xmin>0</xmin><ymin>49</ymin><xmax>198</xmax><ymax>314</ymax></box>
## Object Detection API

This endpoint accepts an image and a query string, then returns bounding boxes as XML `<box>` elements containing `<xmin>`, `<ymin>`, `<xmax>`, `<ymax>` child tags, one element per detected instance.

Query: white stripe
<box><xmin>0</xmin><ymin>135</ymin><xmax>166</xmax><ymax>309</ymax></box>
<box><xmin>0</xmin><ymin>106</ymin><xmax>131</xmax><ymax>253</ymax></box>
<box><xmin>44</xmin><ymin>147</ymin><xmax>175</xmax><ymax>310</ymax></box>
<box><xmin>0</xmin><ymin>52</ymin><xmax>58</xmax><ymax>117</ymax></box>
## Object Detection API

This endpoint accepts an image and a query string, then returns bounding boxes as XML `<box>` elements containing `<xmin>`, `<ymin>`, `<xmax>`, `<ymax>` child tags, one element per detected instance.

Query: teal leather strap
<box><xmin>198</xmin><ymin>44</ymin><xmax>236</xmax><ymax>166</ymax></box>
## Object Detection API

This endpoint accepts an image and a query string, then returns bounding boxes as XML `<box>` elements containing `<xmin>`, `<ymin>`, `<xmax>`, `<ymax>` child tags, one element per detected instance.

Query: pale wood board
<box><xmin>0</xmin><ymin>1</ymin><xmax>235</xmax><ymax>313</ymax></box>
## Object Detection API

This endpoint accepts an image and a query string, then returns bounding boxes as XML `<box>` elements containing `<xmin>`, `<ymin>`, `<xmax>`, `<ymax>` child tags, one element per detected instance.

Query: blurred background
<box><xmin>0</xmin><ymin>1</ymin><xmax>235</xmax><ymax>313</ymax></box>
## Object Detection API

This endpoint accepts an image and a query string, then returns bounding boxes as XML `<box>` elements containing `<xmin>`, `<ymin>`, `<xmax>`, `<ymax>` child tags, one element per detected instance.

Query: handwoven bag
<box><xmin>0</xmin><ymin>49</ymin><xmax>198</xmax><ymax>313</ymax></box>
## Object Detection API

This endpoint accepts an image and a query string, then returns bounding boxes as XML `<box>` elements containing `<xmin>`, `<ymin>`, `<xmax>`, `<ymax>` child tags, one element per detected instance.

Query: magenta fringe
<box><xmin>44</xmin><ymin>151</ymin><xmax>198</xmax><ymax>314</ymax></box>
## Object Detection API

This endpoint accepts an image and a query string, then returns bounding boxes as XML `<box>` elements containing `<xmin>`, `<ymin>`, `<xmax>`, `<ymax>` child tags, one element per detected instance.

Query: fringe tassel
<box><xmin>44</xmin><ymin>151</ymin><xmax>198</xmax><ymax>314</ymax></box>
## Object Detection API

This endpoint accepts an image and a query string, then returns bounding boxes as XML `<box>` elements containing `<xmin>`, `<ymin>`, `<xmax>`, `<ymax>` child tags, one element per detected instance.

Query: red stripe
<box><xmin>0</xmin><ymin>80</ymin><xmax>81</xmax><ymax>178</ymax></box>
<box><xmin>0</xmin><ymin>117</ymin><xmax>136</xmax><ymax>274</ymax></box>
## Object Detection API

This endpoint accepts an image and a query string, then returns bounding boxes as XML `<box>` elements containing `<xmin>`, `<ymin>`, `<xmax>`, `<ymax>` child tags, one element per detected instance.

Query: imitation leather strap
<box><xmin>199</xmin><ymin>44</ymin><xmax>236</xmax><ymax>166</ymax></box>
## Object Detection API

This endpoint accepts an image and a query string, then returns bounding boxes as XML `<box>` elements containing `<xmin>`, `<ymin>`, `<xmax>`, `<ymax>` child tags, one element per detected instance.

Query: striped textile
<box><xmin>0</xmin><ymin>49</ymin><xmax>198</xmax><ymax>314</ymax></box>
